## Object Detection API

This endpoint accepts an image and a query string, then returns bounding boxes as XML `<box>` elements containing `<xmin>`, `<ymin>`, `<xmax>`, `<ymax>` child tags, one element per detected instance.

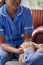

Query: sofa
<box><xmin>32</xmin><ymin>9</ymin><xmax>43</xmax><ymax>44</ymax></box>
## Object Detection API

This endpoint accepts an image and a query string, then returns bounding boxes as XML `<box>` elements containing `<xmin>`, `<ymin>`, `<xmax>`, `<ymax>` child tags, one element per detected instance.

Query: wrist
<box><xmin>16</xmin><ymin>48</ymin><xmax>22</xmax><ymax>54</ymax></box>
<box><xmin>13</xmin><ymin>49</ymin><xmax>19</xmax><ymax>54</ymax></box>
<box><xmin>16</xmin><ymin>49</ymin><xmax>20</xmax><ymax>53</ymax></box>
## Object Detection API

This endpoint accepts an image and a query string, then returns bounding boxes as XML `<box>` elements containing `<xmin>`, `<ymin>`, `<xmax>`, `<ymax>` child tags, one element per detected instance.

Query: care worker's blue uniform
<box><xmin>0</xmin><ymin>4</ymin><xmax>34</xmax><ymax>65</ymax></box>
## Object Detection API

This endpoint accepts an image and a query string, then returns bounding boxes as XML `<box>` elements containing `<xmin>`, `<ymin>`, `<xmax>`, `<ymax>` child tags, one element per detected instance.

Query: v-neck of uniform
<box><xmin>6</xmin><ymin>11</ymin><xmax>18</xmax><ymax>23</ymax></box>
<box><xmin>1</xmin><ymin>4</ymin><xmax>23</xmax><ymax>24</ymax></box>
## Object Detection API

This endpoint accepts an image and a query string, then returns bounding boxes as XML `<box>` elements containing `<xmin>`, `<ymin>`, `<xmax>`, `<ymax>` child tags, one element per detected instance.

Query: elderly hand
<box><xmin>20</xmin><ymin>41</ymin><xmax>35</xmax><ymax>51</ymax></box>
<box><xmin>37</xmin><ymin>44</ymin><xmax>43</xmax><ymax>52</ymax></box>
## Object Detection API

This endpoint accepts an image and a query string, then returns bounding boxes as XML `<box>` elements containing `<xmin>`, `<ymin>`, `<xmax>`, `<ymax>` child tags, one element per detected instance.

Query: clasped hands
<box><xmin>19</xmin><ymin>41</ymin><xmax>43</xmax><ymax>52</ymax></box>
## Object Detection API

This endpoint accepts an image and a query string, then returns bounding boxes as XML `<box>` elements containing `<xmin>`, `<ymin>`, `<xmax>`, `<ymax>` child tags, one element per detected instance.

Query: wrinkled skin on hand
<box><xmin>37</xmin><ymin>44</ymin><xmax>43</xmax><ymax>52</ymax></box>
<box><xmin>20</xmin><ymin>41</ymin><xmax>43</xmax><ymax>52</ymax></box>
<box><xmin>20</xmin><ymin>41</ymin><xmax>35</xmax><ymax>51</ymax></box>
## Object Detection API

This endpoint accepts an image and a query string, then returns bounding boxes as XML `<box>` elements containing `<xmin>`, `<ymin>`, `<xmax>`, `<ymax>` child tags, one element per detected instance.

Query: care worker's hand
<box><xmin>17</xmin><ymin>47</ymin><xmax>23</xmax><ymax>54</ymax></box>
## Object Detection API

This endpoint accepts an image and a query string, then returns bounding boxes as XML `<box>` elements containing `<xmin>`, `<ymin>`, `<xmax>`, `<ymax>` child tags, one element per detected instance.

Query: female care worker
<box><xmin>0</xmin><ymin>0</ymin><xmax>34</xmax><ymax>65</ymax></box>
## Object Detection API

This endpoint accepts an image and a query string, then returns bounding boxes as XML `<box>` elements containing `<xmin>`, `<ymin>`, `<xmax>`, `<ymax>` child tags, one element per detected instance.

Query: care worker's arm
<box><xmin>22</xmin><ymin>8</ymin><xmax>34</xmax><ymax>42</ymax></box>
<box><xmin>20</xmin><ymin>33</ymin><xmax>32</xmax><ymax>50</ymax></box>
<box><xmin>24</xmin><ymin>33</ymin><xmax>32</xmax><ymax>42</ymax></box>
<box><xmin>0</xmin><ymin>36</ymin><xmax>23</xmax><ymax>54</ymax></box>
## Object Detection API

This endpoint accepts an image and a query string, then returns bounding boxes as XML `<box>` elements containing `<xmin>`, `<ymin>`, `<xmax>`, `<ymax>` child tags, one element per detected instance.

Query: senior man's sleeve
<box><xmin>24</xmin><ymin>50</ymin><xmax>34</xmax><ymax>65</ymax></box>
<box><xmin>23</xmin><ymin>8</ymin><xmax>34</xmax><ymax>34</ymax></box>
<box><xmin>0</xmin><ymin>16</ymin><xmax>5</xmax><ymax>36</ymax></box>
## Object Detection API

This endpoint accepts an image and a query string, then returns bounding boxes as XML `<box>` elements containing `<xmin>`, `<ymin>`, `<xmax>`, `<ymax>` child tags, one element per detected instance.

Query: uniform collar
<box><xmin>0</xmin><ymin>4</ymin><xmax>23</xmax><ymax>17</ymax></box>
<box><xmin>16</xmin><ymin>5</ymin><xmax>23</xmax><ymax>16</ymax></box>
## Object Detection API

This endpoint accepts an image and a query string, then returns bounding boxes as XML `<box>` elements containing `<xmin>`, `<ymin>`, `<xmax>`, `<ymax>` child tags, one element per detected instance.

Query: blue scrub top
<box><xmin>0</xmin><ymin>4</ymin><xmax>34</xmax><ymax>48</ymax></box>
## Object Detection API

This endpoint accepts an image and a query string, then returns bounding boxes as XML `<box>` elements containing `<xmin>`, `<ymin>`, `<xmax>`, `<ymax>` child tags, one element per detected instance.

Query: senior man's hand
<box><xmin>37</xmin><ymin>44</ymin><xmax>43</xmax><ymax>52</ymax></box>
<box><xmin>20</xmin><ymin>41</ymin><xmax>35</xmax><ymax>51</ymax></box>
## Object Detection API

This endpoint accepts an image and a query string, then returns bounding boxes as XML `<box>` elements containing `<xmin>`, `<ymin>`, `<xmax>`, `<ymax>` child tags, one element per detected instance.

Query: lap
<box><xmin>0</xmin><ymin>47</ymin><xmax>13</xmax><ymax>60</ymax></box>
<box><xmin>0</xmin><ymin>47</ymin><xmax>19</xmax><ymax>61</ymax></box>
<box><xmin>0</xmin><ymin>47</ymin><xmax>9</xmax><ymax>56</ymax></box>
<box><xmin>0</xmin><ymin>47</ymin><xmax>13</xmax><ymax>65</ymax></box>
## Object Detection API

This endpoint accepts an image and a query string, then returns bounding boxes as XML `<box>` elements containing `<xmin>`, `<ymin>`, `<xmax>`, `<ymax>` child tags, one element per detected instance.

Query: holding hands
<box><xmin>20</xmin><ymin>41</ymin><xmax>43</xmax><ymax>52</ymax></box>
<box><xmin>20</xmin><ymin>41</ymin><xmax>35</xmax><ymax>51</ymax></box>
<box><xmin>18</xmin><ymin>41</ymin><xmax>43</xmax><ymax>54</ymax></box>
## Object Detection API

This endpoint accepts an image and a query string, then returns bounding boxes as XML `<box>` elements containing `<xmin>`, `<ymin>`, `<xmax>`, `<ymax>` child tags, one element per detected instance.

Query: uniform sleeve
<box><xmin>0</xmin><ymin>16</ymin><xmax>5</xmax><ymax>36</ymax></box>
<box><xmin>23</xmin><ymin>8</ymin><xmax>34</xmax><ymax>34</ymax></box>
<box><xmin>24</xmin><ymin>50</ymin><xmax>34</xmax><ymax>63</ymax></box>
